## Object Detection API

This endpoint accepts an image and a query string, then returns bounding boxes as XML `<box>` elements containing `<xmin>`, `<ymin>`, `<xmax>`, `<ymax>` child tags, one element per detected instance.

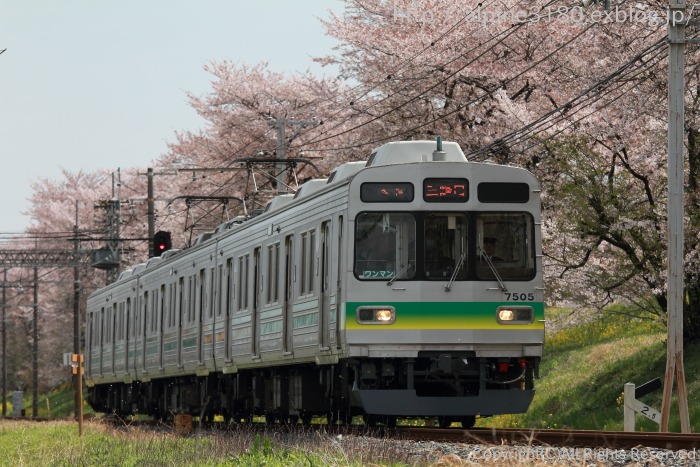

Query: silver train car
<box><xmin>85</xmin><ymin>139</ymin><xmax>544</xmax><ymax>427</ymax></box>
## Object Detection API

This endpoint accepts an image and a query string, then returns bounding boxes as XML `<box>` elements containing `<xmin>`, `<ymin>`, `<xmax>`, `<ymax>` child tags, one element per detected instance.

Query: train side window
<box><xmin>177</xmin><ymin>277</ymin><xmax>184</xmax><ymax>327</ymax></box>
<box><xmin>199</xmin><ymin>269</ymin><xmax>206</xmax><ymax>321</ymax></box>
<box><xmin>217</xmin><ymin>264</ymin><xmax>224</xmax><ymax>317</ymax></box>
<box><xmin>267</xmin><ymin>243</ymin><xmax>280</xmax><ymax>304</ymax></box>
<box><xmin>169</xmin><ymin>283</ymin><xmax>176</xmax><ymax>328</ymax></box>
<box><xmin>116</xmin><ymin>302</ymin><xmax>124</xmax><ymax>341</ymax></box>
<box><xmin>188</xmin><ymin>275</ymin><xmax>196</xmax><ymax>323</ymax></box>
<box><xmin>300</xmin><ymin>230</ymin><xmax>315</xmax><ymax>295</ymax></box>
<box><xmin>160</xmin><ymin>284</ymin><xmax>166</xmax><ymax>332</ymax></box>
<box><xmin>354</xmin><ymin>212</ymin><xmax>416</xmax><ymax>280</ymax></box>
<box><xmin>226</xmin><ymin>258</ymin><xmax>233</xmax><ymax>316</ymax></box>
<box><xmin>142</xmin><ymin>291</ymin><xmax>149</xmax><ymax>336</ymax></box>
<box><xmin>113</xmin><ymin>303</ymin><xmax>120</xmax><ymax>342</ymax></box>
<box><xmin>207</xmin><ymin>267</ymin><xmax>215</xmax><ymax>319</ymax></box>
<box><xmin>100</xmin><ymin>308</ymin><xmax>107</xmax><ymax>346</ymax></box>
<box><xmin>237</xmin><ymin>254</ymin><xmax>249</xmax><ymax>310</ymax></box>
<box><xmin>125</xmin><ymin>299</ymin><xmax>131</xmax><ymax>338</ymax></box>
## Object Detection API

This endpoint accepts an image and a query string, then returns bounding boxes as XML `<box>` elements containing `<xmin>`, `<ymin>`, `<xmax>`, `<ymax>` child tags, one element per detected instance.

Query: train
<box><xmin>84</xmin><ymin>139</ymin><xmax>544</xmax><ymax>428</ymax></box>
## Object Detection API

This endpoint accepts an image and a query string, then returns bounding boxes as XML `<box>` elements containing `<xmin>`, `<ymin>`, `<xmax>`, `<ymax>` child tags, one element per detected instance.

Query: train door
<box><xmin>177</xmin><ymin>276</ymin><xmax>184</xmax><ymax>368</ymax></box>
<box><xmin>111</xmin><ymin>303</ymin><xmax>117</xmax><ymax>373</ymax></box>
<box><xmin>319</xmin><ymin>221</ymin><xmax>331</xmax><ymax>350</ymax></box>
<box><xmin>159</xmin><ymin>284</ymin><xmax>166</xmax><ymax>369</ymax></box>
<box><xmin>124</xmin><ymin>297</ymin><xmax>131</xmax><ymax>374</ymax></box>
<box><xmin>252</xmin><ymin>247</ymin><xmax>261</xmax><ymax>357</ymax></box>
<box><xmin>98</xmin><ymin>308</ymin><xmax>104</xmax><ymax>376</ymax></box>
<box><xmin>283</xmin><ymin>235</ymin><xmax>294</xmax><ymax>353</ymax></box>
<box><xmin>225</xmin><ymin>258</ymin><xmax>233</xmax><ymax>361</ymax></box>
<box><xmin>198</xmin><ymin>268</ymin><xmax>205</xmax><ymax>364</ymax></box>
<box><xmin>141</xmin><ymin>291</ymin><xmax>148</xmax><ymax>372</ymax></box>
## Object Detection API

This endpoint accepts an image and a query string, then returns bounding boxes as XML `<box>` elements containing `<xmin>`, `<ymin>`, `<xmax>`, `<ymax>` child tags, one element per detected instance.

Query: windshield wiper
<box><xmin>482</xmin><ymin>252</ymin><xmax>507</xmax><ymax>292</ymax></box>
<box><xmin>443</xmin><ymin>253</ymin><xmax>465</xmax><ymax>292</ymax></box>
<box><xmin>387</xmin><ymin>263</ymin><xmax>414</xmax><ymax>286</ymax></box>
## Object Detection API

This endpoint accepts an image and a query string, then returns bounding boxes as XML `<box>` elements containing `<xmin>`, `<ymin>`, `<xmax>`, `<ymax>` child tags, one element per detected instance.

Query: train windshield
<box><xmin>476</xmin><ymin>212</ymin><xmax>535</xmax><ymax>280</ymax></box>
<box><xmin>355</xmin><ymin>212</ymin><xmax>416</xmax><ymax>280</ymax></box>
<box><xmin>424</xmin><ymin>213</ymin><xmax>468</xmax><ymax>280</ymax></box>
<box><xmin>355</xmin><ymin>211</ymin><xmax>536</xmax><ymax>281</ymax></box>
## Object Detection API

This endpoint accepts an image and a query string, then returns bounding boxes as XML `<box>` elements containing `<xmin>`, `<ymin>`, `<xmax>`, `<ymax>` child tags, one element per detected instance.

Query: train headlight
<box><xmin>356</xmin><ymin>306</ymin><xmax>396</xmax><ymax>324</ymax></box>
<box><xmin>497</xmin><ymin>306</ymin><xmax>533</xmax><ymax>324</ymax></box>
<box><xmin>498</xmin><ymin>309</ymin><xmax>515</xmax><ymax>321</ymax></box>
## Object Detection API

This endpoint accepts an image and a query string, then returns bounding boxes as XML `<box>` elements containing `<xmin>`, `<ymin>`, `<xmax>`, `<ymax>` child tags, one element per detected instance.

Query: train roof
<box><xmin>293</xmin><ymin>179</ymin><xmax>329</xmax><ymax>200</ymax></box>
<box><xmin>367</xmin><ymin>140</ymin><xmax>467</xmax><ymax>166</ymax></box>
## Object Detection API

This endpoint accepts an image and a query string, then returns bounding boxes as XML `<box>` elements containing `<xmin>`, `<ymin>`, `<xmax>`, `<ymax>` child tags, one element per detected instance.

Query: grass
<box><xmin>2</xmin><ymin>383</ymin><xmax>94</xmax><ymax>419</ymax></box>
<box><xmin>482</xmin><ymin>304</ymin><xmax>700</xmax><ymax>432</ymax></box>
<box><xmin>0</xmin><ymin>419</ymin><xmax>421</xmax><ymax>466</ymax></box>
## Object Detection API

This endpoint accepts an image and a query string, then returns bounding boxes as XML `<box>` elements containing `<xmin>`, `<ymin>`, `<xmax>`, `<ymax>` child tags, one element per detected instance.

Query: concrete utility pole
<box><xmin>147</xmin><ymin>168</ymin><xmax>155</xmax><ymax>258</ymax></box>
<box><xmin>661</xmin><ymin>0</ymin><xmax>691</xmax><ymax>433</ymax></box>
<box><xmin>32</xmin><ymin>267</ymin><xmax>38</xmax><ymax>417</ymax></box>
<box><xmin>2</xmin><ymin>268</ymin><xmax>6</xmax><ymax>416</ymax></box>
<box><xmin>73</xmin><ymin>203</ymin><xmax>82</xmax><ymax>418</ymax></box>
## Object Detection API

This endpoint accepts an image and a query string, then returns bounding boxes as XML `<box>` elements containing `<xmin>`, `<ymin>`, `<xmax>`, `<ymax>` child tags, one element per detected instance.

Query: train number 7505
<box><xmin>504</xmin><ymin>292</ymin><xmax>535</xmax><ymax>301</ymax></box>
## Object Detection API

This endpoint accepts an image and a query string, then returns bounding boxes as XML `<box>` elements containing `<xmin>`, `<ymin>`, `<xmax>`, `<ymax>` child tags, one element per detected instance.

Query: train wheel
<box><xmin>437</xmin><ymin>416</ymin><xmax>453</xmax><ymax>428</ymax></box>
<box><xmin>300</xmin><ymin>412</ymin><xmax>313</xmax><ymax>425</ymax></box>
<box><xmin>327</xmin><ymin>411</ymin><xmax>349</xmax><ymax>426</ymax></box>
<box><xmin>384</xmin><ymin>416</ymin><xmax>397</xmax><ymax>429</ymax></box>
<box><xmin>264</xmin><ymin>414</ymin><xmax>276</xmax><ymax>424</ymax></box>
<box><xmin>460</xmin><ymin>416</ymin><xmax>476</xmax><ymax>429</ymax></box>
<box><xmin>362</xmin><ymin>413</ymin><xmax>378</xmax><ymax>427</ymax></box>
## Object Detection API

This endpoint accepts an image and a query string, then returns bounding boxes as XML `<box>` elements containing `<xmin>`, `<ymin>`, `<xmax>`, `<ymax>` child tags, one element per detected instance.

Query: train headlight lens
<box><xmin>496</xmin><ymin>306</ymin><xmax>533</xmax><ymax>324</ymax></box>
<box><xmin>375</xmin><ymin>309</ymin><xmax>393</xmax><ymax>322</ymax></box>
<box><xmin>356</xmin><ymin>306</ymin><xmax>396</xmax><ymax>324</ymax></box>
<box><xmin>498</xmin><ymin>309</ymin><xmax>515</xmax><ymax>321</ymax></box>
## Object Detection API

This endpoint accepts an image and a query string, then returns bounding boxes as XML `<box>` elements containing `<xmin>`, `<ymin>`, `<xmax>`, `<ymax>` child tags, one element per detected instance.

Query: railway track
<box><xmin>387</xmin><ymin>426</ymin><xmax>700</xmax><ymax>451</ymax></box>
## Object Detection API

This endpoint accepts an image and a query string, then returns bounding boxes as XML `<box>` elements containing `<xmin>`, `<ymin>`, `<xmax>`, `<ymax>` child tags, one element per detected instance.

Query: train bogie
<box><xmin>85</xmin><ymin>139</ymin><xmax>544</xmax><ymax>426</ymax></box>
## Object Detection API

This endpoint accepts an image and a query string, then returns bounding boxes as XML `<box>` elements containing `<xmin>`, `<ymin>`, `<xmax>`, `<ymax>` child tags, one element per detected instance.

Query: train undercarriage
<box><xmin>88</xmin><ymin>353</ymin><xmax>539</xmax><ymax>428</ymax></box>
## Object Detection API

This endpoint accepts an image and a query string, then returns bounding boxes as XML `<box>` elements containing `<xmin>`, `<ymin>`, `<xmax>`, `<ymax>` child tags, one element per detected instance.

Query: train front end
<box><xmin>344</xmin><ymin>140</ymin><xmax>544</xmax><ymax>426</ymax></box>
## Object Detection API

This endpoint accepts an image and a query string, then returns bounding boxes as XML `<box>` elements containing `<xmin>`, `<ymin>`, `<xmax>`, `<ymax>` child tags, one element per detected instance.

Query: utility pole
<box><xmin>32</xmin><ymin>266</ymin><xmax>38</xmax><ymax>418</ymax></box>
<box><xmin>73</xmin><ymin>202</ymin><xmax>81</xmax><ymax>418</ymax></box>
<box><xmin>147</xmin><ymin>168</ymin><xmax>155</xmax><ymax>258</ymax></box>
<box><xmin>268</xmin><ymin>118</ymin><xmax>318</xmax><ymax>195</ymax></box>
<box><xmin>2</xmin><ymin>268</ymin><xmax>6</xmax><ymax>417</ymax></box>
<box><xmin>661</xmin><ymin>0</ymin><xmax>691</xmax><ymax>433</ymax></box>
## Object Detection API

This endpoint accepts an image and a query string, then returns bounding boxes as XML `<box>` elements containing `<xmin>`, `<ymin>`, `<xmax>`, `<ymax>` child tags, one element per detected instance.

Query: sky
<box><xmin>0</xmin><ymin>0</ymin><xmax>343</xmax><ymax>233</ymax></box>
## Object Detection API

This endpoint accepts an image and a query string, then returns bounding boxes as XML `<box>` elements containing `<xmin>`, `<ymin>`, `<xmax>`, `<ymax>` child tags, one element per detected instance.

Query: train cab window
<box><xmin>424</xmin><ymin>213</ymin><xmax>468</xmax><ymax>280</ymax></box>
<box><xmin>355</xmin><ymin>212</ymin><xmax>416</xmax><ymax>280</ymax></box>
<box><xmin>476</xmin><ymin>212</ymin><xmax>536</xmax><ymax>280</ymax></box>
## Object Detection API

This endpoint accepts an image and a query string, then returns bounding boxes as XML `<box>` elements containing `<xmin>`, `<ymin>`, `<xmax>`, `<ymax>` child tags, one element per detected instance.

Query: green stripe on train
<box><xmin>345</xmin><ymin>301</ymin><xmax>545</xmax><ymax>330</ymax></box>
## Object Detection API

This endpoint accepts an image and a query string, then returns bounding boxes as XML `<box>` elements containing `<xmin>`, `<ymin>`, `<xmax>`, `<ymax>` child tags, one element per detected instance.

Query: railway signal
<box><xmin>153</xmin><ymin>231</ymin><xmax>172</xmax><ymax>257</ymax></box>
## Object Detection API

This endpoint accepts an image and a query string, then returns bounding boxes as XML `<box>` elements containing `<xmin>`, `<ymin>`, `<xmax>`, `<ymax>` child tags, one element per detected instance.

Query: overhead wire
<box><xmin>466</xmin><ymin>36</ymin><xmax>668</xmax><ymax>160</ymax></box>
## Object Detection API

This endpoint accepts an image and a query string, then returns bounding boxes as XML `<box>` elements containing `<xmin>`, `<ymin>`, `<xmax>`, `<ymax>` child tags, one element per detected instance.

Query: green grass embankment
<box><xmin>484</xmin><ymin>305</ymin><xmax>700</xmax><ymax>432</ymax></box>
